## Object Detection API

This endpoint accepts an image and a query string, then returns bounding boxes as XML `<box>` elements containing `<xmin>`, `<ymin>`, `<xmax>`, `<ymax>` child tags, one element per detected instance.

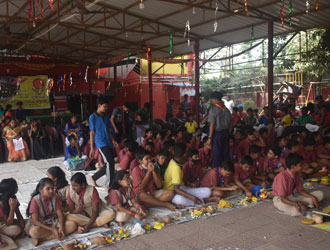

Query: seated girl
<box><xmin>47</xmin><ymin>166</ymin><xmax>70</xmax><ymax>209</ymax></box>
<box><xmin>107</xmin><ymin>170</ymin><xmax>148</xmax><ymax>226</ymax></box>
<box><xmin>66</xmin><ymin>173</ymin><xmax>115</xmax><ymax>234</ymax></box>
<box><xmin>25</xmin><ymin>178</ymin><xmax>77</xmax><ymax>246</ymax></box>
<box><xmin>0</xmin><ymin>178</ymin><xmax>25</xmax><ymax>249</ymax></box>
<box><xmin>2</xmin><ymin>119</ymin><xmax>29</xmax><ymax>162</ymax></box>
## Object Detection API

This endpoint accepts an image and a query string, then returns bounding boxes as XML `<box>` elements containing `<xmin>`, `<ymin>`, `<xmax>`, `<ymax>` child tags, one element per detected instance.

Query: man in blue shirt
<box><xmin>89</xmin><ymin>97</ymin><xmax>118</xmax><ymax>187</ymax></box>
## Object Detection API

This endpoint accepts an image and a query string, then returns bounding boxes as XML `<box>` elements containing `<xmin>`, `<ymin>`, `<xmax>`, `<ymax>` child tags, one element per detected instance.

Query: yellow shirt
<box><xmin>163</xmin><ymin>159</ymin><xmax>184</xmax><ymax>190</ymax></box>
<box><xmin>282</xmin><ymin>114</ymin><xmax>292</xmax><ymax>127</ymax></box>
<box><xmin>185</xmin><ymin>121</ymin><xmax>198</xmax><ymax>134</ymax></box>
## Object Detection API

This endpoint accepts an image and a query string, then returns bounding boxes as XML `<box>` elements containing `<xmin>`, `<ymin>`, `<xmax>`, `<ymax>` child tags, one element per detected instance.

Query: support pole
<box><xmin>268</xmin><ymin>20</ymin><xmax>274</xmax><ymax>118</ymax></box>
<box><xmin>148</xmin><ymin>48</ymin><xmax>153</xmax><ymax>127</ymax></box>
<box><xmin>114</xmin><ymin>64</ymin><xmax>117</xmax><ymax>83</ymax></box>
<box><xmin>194</xmin><ymin>40</ymin><xmax>200</xmax><ymax>125</ymax></box>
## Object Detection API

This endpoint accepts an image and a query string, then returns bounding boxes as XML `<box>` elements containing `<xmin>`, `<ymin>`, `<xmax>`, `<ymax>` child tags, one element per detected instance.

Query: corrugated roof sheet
<box><xmin>0</xmin><ymin>0</ymin><xmax>329</xmax><ymax>64</ymax></box>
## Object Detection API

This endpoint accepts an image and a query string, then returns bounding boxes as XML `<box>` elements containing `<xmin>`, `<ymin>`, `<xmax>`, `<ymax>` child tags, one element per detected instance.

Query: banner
<box><xmin>0</xmin><ymin>75</ymin><xmax>50</xmax><ymax>109</ymax></box>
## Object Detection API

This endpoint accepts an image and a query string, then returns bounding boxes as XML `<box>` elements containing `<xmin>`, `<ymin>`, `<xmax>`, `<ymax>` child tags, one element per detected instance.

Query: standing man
<box><xmin>207</xmin><ymin>91</ymin><xmax>232</xmax><ymax>168</ymax></box>
<box><xmin>166</xmin><ymin>99</ymin><xmax>175</xmax><ymax>122</ymax></box>
<box><xmin>181</xmin><ymin>94</ymin><xmax>191</xmax><ymax>115</ymax></box>
<box><xmin>110</xmin><ymin>102</ymin><xmax>135</xmax><ymax>142</ymax></box>
<box><xmin>15</xmin><ymin>101</ymin><xmax>26</xmax><ymax>121</ymax></box>
<box><xmin>89</xmin><ymin>97</ymin><xmax>118</xmax><ymax>187</ymax></box>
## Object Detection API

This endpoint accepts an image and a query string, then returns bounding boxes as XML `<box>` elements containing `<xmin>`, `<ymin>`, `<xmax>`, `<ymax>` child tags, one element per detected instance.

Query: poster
<box><xmin>0</xmin><ymin>75</ymin><xmax>50</xmax><ymax>109</ymax></box>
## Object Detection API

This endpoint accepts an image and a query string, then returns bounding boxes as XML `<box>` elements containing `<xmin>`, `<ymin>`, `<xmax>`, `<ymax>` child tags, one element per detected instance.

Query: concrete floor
<box><xmin>0</xmin><ymin>158</ymin><xmax>329</xmax><ymax>250</ymax></box>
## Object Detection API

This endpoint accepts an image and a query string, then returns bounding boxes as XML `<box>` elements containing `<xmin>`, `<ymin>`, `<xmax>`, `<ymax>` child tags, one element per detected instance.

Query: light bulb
<box><xmin>126</xmin><ymin>32</ymin><xmax>128</xmax><ymax>37</ymax></box>
<box><xmin>139</xmin><ymin>0</ymin><xmax>144</xmax><ymax>9</ymax></box>
<box><xmin>32</xmin><ymin>21</ymin><xmax>36</xmax><ymax>27</ymax></box>
<box><xmin>192</xmin><ymin>6</ymin><xmax>196</xmax><ymax>14</ymax></box>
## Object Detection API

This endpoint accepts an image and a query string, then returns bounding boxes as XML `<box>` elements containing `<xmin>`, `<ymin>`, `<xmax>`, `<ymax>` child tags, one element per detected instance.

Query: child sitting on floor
<box><xmin>25</xmin><ymin>178</ymin><xmax>77</xmax><ymax>246</ymax></box>
<box><xmin>131</xmin><ymin>149</ymin><xmax>176</xmax><ymax>211</ymax></box>
<box><xmin>64</xmin><ymin>135</ymin><xmax>86</xmax><ymax>170</ymax></box>
<box><xmin>164</xmin><ymin>143</ymin><xmax>217</xmax><ymax>206</ymax></box>
<box><xmin>200</xmin><ymin>161</ymin><xmax>238</xmax><ymax>198</ymax></box>
<box><xmin>234</xmin><ymin>156</ymin><xmax>256</xmax><ymax>197</ymax></box>
<box><xmin>199</xmin><ymin>137</ymin><xmax>213</xmax><ymax>169</ymax></box>
<box><xmin>154</xmin><ymin>149</ymin><xmax>170</xmax><ymax>180</ymax></box>
<box><xmin>142</xmin><ymin>129</ymin><xmax>153</xmax><ymax>148</ymax></box>
<box><xmin>272</xmin><ymin>153</ymin><xmax>324</xmax><ymax>217</ymax></box>
<box><xmin>248</xmin><ymin>145</ymin><xmax>269</xmax><ymax>188</ymax></box>
<box><xmin>107</xmin><ymin>170</ymin><xmax>147</xmax><ymax>226</ymax></box>
<box><xmin>261</xmin><ymin>146</ymin><xmax>285</xmax><ymax>181</ymax></box>
<box><xmin>317</xmin><ymin>137</ymin><xmax>330</xmax><ymax>169</ymax></box>
<box><xmin>185</xmin><ymin>114</ymin><xmax>198</xmax><ymax>135</ymax></box>
<box><xmin>183</xmin><ymin>149</ymin><xmax>203</xmax><ymax>188</ymax></box>
<box><xmin>0</xmin><ymin>178</ymin><xmax>25</xmax><ymax>249</ymax></box>
<box><xmin>66</xmin><ymin>173</ymin><xmax>115</xmax><ymax>233</ymax></box>
<box><xmin>300</xmin><ymin>138</ymin><xmax>319</xmax><ymax>175</ymax></box>
<box><xmin>237</xmin><ymin>128</ymin><xmax>266</xmax><ymax>162</ymax></box>
<box><xmin>119</xmin><ymin>141</ymin><xmax>138</xmax><ymax>171</ymax></box>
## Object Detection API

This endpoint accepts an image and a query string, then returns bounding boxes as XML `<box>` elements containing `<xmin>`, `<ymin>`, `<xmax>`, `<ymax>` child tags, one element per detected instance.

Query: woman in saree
<box><xmin>2</xmin><ymin>119</ymin><xmax>30</xmax><ymax>162</ymax></box>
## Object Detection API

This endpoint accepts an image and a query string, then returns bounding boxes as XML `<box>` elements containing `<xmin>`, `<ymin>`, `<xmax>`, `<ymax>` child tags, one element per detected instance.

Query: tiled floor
<box><xmin>0</xmin><ymin>158</ymin><xmax>329</xmax><ymax>250</ymax></box>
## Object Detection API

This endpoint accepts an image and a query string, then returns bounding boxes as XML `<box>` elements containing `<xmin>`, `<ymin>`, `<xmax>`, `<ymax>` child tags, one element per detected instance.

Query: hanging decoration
<box><xmin>184</xmin><ymin>20</ymin><xmax>190</xmax><ymax>47</ymax></box>
<box><xmin>139</xmin><ymin>0</ymin><xmax>145</xmax><ymax>9</ymax></box>
<box><xmin>69</xmin><ymin>72</ymin><xmax>73</xmax><ymax>86</ymax></box>
<box><xmin>288</xmin><ymin>0</ymin><xmax>293</xmax><ymax>27</ymax></box>
<box><xmin>85</xmin><ymin>66</ymin><xmax>89</xmax><ymax>82</ymax></box>
<box><xmin>63</xmin><ymin>74</ymin><xmax>66</xmax><ymax>91</ymax></box>
<box><xmin>40</xmin><ymin>0</ymin><xmax>44</xmax><ymax>20</ymax></box>
<box><xmin>306</xmin><ymin>0</ymin><xmax>310</xmax><ymax>13</ymax></box>
<box><xmin>49</xmin><ymin>0</ymin><xmax>54</xmax><ymax>10</ymax></box>
<box><xmin>192</xmin><ymin>6</ymin><xmax>196</xmax><ymax>15</ymax></box>
<box><xmin>28</xmin><ymin>0</ymin><xmax>33</xmax><ymax>21</ymax></box>
<box><xmin>97</xmin><ymin>68</ymin><xmax>100</xmax><ymax>79</ymax></box>
<box><xmin>126</xmin><ymin>49</ymin><xmax>131</xmax><ymax>68</ymax></box>
<box><xmin>244</xmin><ymin>0</ymin><xmax>249</xmax><ymax>16</ymax></box>
<box><xmin>214</xmin><ymin>2</ymin><xmax>218</xmax><ymax>32</ymax></box>
<box><xmin>46</xmin><ymin>78</ymin><xmax>54</xmax><ymax>96</ymax></box>
<box><xmin>314</xmin><ymin>0</ymin><xmax>319</xmax><ymax>10</ymax></box>
<box><xmin>250</xmin><ymin>26</ymin><xmax>254</xmax><ymax>47</ymax></box>
<box><xmin>146</xmin><ymin>46</ymin><xmax>151</xmax><ymax>61</ymax></box>
<box><xmin>280</xmin><ymin>4</ymin><xmax>284</xmax><ymax>27</ymax></box>
<box><xmin>168</xmin><ymin>30</ymin><xmax>173</xmax><ymax>56</ymax></box>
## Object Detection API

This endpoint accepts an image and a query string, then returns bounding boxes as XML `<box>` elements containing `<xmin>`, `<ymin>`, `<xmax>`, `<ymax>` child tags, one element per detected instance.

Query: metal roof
<box><xmin>0</xmin><ymin>0</ymin><xmax>329</xmax><ymax>65</ymax></box>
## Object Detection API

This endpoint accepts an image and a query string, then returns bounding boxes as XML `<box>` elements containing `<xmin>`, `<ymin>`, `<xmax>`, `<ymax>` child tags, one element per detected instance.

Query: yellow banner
<box><xmin>1</xmin><ymin>76</ymin><xmax>50</xmax><ymax>109</ymax></box>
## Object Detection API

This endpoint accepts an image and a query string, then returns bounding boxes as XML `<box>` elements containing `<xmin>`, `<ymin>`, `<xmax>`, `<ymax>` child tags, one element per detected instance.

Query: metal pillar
<box><xmin>114</xmin><ymin>64</ymin><xmax>117</xmax><ymax>83</ymax></box>
<box><xmin>148</xmin><ymin>49</ymin><xmax>153</xmax><ymax>127</ymax></box>
<box><xmin>194</xmin><ymin>40</ymin><xmax>200</xmax><ymax>125</ymax></box>
<box><xmin>268</xmin><ymin>20</ymin><xmax>274</xmax><ymax>118</ymax></box>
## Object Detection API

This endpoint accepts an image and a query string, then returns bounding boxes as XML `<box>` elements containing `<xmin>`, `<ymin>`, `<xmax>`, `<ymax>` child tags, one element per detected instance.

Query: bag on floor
<box><xmin>67</xmin><ymin>157</ymin><xmax>85</xmax><ymax>171</ymax></box>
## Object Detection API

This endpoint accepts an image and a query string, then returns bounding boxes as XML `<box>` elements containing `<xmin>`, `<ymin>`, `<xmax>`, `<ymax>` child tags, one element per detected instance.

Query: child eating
<box><xmin>272</xmin><ymin>153</ymin><xmax>324</xmax><ymax>217</ymax></box>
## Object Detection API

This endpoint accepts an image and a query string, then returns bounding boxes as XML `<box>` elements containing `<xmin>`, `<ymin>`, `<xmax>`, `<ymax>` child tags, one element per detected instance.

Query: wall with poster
<box><xmin>0</xmin><ymin>75</ymin><xmax>50</xmax><ymax>109</ymax></box>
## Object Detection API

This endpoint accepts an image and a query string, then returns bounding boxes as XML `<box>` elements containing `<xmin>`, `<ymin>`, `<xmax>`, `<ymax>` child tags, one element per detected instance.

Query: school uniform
<box><xmin>25</xmin><ymin>194</ymin><xmax>76</xmax><ymax>240</ymax></box>
<box><xmin>164</xmin><ymin>159</ymin><xmax>211</xmax><ymax>206</ymax></box>
<box><xmin>300</xmin><ymin>147</ymin><xmax>317</xmax><ymax>164</ymax></box>
<box><xmin>119</xmin><ymin>151</ymin><xmax>135</xmax><ymax>171</ymax></box>
<box><xmin>131</xmin><ymin>165</ymin><xmax>164</xmax><ymax>199</ymax></box>
<box><xmin>237</xmin><ymin>138</ymin><xmax>264</xmax><ymax>162</ymax></box>
<box><xmin>199</xmin><ymin>148</ymin><xmax>213</xmax><ymax>168</ymax></box>
<box><xmin>154</xmin><ymin>162</ymin><xmax>168</xmax><ymax>180</ymax></box>
<box><xmin>234</xmin><ymin>163</ymin><xmax>257</xmax><ymax>183</ymax></box>
<box><xmin>253</xmin><ymin>158</ymin><xmax>265</xmax><ymax>175</ymax></box>
<box><xmin>107</xmin><ymin>188</ymin><xmax>138</xmax><ymax>223</ymax></box>
<box><xmin>55</xmin><ymin>185</ymin><xmax>70</xmax><ymax>208</ymax></box>
<box><xmin>182</xmin><ymin>161</ymin><xmax>203</xmax><ymax>185</ymax></box>
<box><xmin>272</xmin><ymin>169</ymin><xmax>324</xmax><ymax>217</ymax></box>
<box><xmin>200</xmin><ymin>167</ymin><xmax>229</xmax><ymax>188</ymax></box>
<box><xmin>66</xmin><ymin>185</ymin><xmax>115</xmax><ymax>227</ymax></box>
<box><xmin>118</xmin><ymin>148</ymin><xmax>127</xmax><ymax>163</ymax></box>
<box><xmin>261</xmin><ymin>157</ymin><xmax>285</xmax><ymax>174</ymax></box>
<box><xmin>0</xmin><ymin>202</ymin><xmax>21</xmax><ymax>247</ymax></box>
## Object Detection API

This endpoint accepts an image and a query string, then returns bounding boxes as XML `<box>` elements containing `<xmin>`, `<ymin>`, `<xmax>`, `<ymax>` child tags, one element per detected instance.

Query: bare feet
<box><xmin>89</xmin><ymin>177</ymin><xmax>98</xmax><ymax>187</ymax></box>
<box><xmin>206</xmin><ymin>197</ymin><xmax>220</xmax><ymax>203</ymax></box>
<box><xmin>33</xmin><ymin>239</ymin><xmax>39</xmax><ymax>246</ymax></box>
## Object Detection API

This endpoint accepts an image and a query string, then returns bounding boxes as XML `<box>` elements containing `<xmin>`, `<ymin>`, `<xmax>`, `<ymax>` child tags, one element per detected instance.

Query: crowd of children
<box><xmin>0</xmin><ymin>93</ymin><xmax>329</xmax><ymax>248</ymax></box>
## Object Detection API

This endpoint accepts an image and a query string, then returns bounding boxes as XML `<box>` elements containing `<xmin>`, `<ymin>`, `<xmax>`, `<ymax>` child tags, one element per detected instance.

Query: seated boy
<box><xmin>272</xmin><ymin>153</ymin><xmax>324</xmax><ymax>217</ymax></box>
<box><xmin>262</xmin><ymin>145</ymin><xmax>285</xmax><ymax>181</ymax></box>
<box><xmin>154</xmin><ymin>149</ymin><xmax>170</xmax><ymax>180</ymax></box>
<box><xmin>317</xmin><ymin>137</ymin><xmax>330</xmax><ymax>169</ymax></box>
<box><xmin>164</xmin><ymin>143</ymin><xmax>216</xmax><ymax>206</ymax></box>
<box><xmin>300</xmin><ymin>138</ymin><xmax>319</xmax><ymax>175</ymax></box>
<box><xmin>64</xmin><ymin>135</ymin><xmax>86</xmax><ymax>169</ymax></box>
<box><xmin>233</xmin><ymin>156</ymin><xmax>256</xmax><ymax>197</ymax></box>
<box><xmin>142</xmin><ymin>129</ymin><xmax>153</xmax><ymax>148</ymax></box>
<box><xmin>200</xmin><ymin>161</ymin><xmax>238</xmax><ymax>198</ymax></box>
<box><xmin>237</xmin><ymin>128</ymin><xmax>266</xmax><ymax>162</ymax></box>
<box><xmin>199</xmin><ymin>137</ymin><xmax>213</xmax><ymax>169</ymax></box>
<box><xmin>131</xmin><ymin>148</ymin><xmax>176</xmax><ymax>211</ymax></box>
<box><xmin>119</xmin><ymin>141</ymin><xmax>137</xmax><ymax>171</ymax></box>
<box><xmin>183</xmin><ymin>149</ymin><xmax>203</xmax><ymax>188</ymax></box>
<box><xmin>117</xmin><ymin>140</ymin><xmax>129</xmax><ymax>162</ymax></box>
